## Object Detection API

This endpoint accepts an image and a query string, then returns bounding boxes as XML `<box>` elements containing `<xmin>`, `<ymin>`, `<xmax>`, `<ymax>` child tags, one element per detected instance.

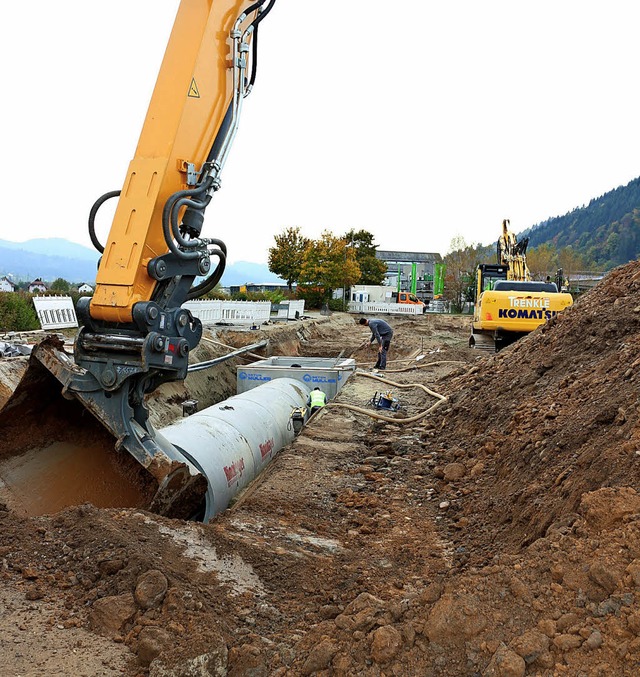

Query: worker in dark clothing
<box><xmin>307</xmin><ymin>387</ymin><xmax>327</xmax><ymax>415</ymax></box>
<box><xmin>358</xmin><ymin>317</ymin><xmax>393</xmax><ymax>370</ymax></box>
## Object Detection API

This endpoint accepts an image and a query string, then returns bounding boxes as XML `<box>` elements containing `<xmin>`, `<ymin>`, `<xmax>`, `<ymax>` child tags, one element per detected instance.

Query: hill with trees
<box><xmin>520</xmin><ymin>176</ymin><xmax>640</xmax><ymax>269</ymax></box>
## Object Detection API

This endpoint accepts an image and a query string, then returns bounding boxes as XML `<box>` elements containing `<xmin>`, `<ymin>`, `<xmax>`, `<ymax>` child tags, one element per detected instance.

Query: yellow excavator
<box><xmin>0</xmin><ymin>0</ymin><xmax>277</xmax><ymax>518</ymax></box>
<box><xmin>469</xmin><ymin>219</ymin><xmax>573</xmax><ymax>352</ymax></box>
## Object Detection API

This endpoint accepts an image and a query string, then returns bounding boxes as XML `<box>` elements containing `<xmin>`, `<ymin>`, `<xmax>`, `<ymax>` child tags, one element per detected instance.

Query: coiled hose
<box><xmin>325</xmin><ymin>370</ymin><xmax>448</xmax><ymax>424</ymax></box>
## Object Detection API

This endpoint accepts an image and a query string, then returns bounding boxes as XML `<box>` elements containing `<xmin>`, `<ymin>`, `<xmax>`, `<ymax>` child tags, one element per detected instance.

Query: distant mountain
<box><xmin>520</xmin><ymin>176</ymin><xmax>640</xmax><ymax>269</ymax></box>
<box><xmin>0</xmin><ymin>238</ymin><xmax>100</xmax><ymax>262</ymax></box>
<box><xmin>0</xmin><ymin>238</ymin><xmax>283</xmax><ymax>288</ymax></box>
<box><xmin>0</xmin><ymin>239</ymin><xmax>100</xmax><ymax>284</ymax></box>
<box><xmin>220</xmin><ymin>261</ymin><xmax>285</xmax><ymax>287</ymax></box>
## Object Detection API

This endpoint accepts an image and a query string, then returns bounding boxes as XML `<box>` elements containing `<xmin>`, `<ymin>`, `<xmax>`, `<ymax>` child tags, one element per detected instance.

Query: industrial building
<box><xmin>375</xmin><ymin>250</ymin><xmax>445</xmax><ymax>302</ymax></box>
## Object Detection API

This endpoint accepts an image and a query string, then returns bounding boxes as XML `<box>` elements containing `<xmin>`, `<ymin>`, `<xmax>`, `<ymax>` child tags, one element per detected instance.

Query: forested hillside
<box><xmin>522</xmin><ymin>176</ymin><xmax>640</xmax><ymax>269</ymax></box>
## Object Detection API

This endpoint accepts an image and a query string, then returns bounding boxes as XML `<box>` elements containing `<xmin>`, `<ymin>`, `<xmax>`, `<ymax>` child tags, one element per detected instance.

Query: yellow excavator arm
<box><xmin>0</xmin><ymin>0</ymin><xmax>278</xmax><ymax>519</ymax></box>
<box><xmin>89</xmin><ymin>0</ymin><xmax>271</xmax><ymax>324</ymax></box>
<box><xmin>497</xmin><ymin>218</ymin><xmax>530</xmax><ymax>281</ymax></box>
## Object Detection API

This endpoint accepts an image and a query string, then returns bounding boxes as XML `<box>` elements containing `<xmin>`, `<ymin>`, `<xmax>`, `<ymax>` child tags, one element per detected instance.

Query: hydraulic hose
<box><xmin>186</xmin><ymin>250</ymin><xmax>226</xmax><ymax>300</ymax></box>
<box><xmin>186</xmin><ymin>236</ymin><xmax>227</xmax><ymax>299</ymax></box>
<box><xmin>247</xmin><ymin>0</ymin><xmax>277</xmax><ymax>90</ymax></box>
<box><xmin>88</xmin><ymin>190</ymin><xmax>120</xmax><ymax>253</ymax></box>
<box><xmin>162</xmin><ymin>178</ymin><xmax>214</xmax><ymax>260</ymax></box>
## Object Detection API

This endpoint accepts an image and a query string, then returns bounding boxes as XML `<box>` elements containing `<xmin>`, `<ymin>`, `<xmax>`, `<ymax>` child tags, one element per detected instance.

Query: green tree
<box><xmin>344</xmin><ymin>229</ymin><xmax>387</xmax><ymax>285</ymax></box>
<box><xmin>50</xmin><ymin>277</ymin><xmax>71</xmax><ymax>293</ymax></box>
<box><xmin>0</xmin><ymin>292</ymin><xmax>39</xmax><ymax>331</ymax></box>
<box><xmin>299</xmin><ymin>231</ymin><xmax>361</xmax><ymax>303</ymax></box>
<box><xmin>268</xmin><ymin>226</ymin><xmax>310</xmax><ymax>291</ymax></box>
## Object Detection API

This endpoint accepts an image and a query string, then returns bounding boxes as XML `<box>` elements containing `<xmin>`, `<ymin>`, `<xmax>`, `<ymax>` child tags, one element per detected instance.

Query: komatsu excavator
<box><xmin>0</xmin><ymin>0</ymin><xmax>277</xmax><ymax>519</ymax></box>
<box><xmin>469</xmin><ymin>219</ymin><xmax>573</xmax><ymax>352</ymax></box>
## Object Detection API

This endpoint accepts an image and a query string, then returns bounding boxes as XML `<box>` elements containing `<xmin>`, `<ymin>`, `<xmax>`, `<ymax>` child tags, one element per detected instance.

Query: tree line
<box><xmin>267</xmin><ymin>227</ymin><xmax>387</xmax><ymax>307</ymax></box>
<box><xmin>523</xmin><ymin>176</ymin><xmax>640</xmax><ymax>269</ymax></box>
<box><xmin>441</xmin><ymin>235</ymin><xmax>598</xmax><ymax>312</ymax></box>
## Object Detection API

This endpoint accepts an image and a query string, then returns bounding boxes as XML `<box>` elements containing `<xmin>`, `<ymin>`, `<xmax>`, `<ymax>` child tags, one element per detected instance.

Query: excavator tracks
<box><xmin>469</xmin><ymin>331</ymin><xmax>496</xmax><ymax>352</ymax></box>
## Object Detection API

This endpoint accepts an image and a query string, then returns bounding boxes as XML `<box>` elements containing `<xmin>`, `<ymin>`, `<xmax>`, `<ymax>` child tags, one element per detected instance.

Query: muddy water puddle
<box><xmin>0</xmin><ymin>440</ymin><xmax>151</xmax><ymax>517</ymax></box>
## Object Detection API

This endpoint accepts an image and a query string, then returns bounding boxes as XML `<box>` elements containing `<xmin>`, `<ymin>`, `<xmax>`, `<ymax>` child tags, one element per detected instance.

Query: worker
<box><xmin>358</xmin><ymin>317</ymin><xmax>393</xmax><ymax>370</ymax></box>
<box><xmin>307</xmin><ymin>387</ymin><xmax>327</xmax><ymax>415</ymax></box>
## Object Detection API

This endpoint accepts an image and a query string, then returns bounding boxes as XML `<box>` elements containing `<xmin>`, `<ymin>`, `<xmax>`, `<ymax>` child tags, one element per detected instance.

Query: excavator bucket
<box><xmin>0</xmin><ymin>337</ymin><xmax>206</xmax><ymax>519</ymax></box>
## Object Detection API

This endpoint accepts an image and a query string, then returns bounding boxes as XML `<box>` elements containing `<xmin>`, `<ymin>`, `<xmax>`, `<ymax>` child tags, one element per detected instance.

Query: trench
<box><xmin>0</xmin><ymin>321</ymin><xmax>353</xmax><ymax>520</ymax></box>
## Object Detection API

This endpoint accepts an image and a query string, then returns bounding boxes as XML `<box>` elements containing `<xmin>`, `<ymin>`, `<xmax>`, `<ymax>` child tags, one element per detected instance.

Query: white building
<box><xmin>28</xmin><ymin>278</ymin><xmax>47</xmax><ymax>293</ymax></box>
<box><xmin>78</xmin><ymin>283</ymin><xmax>94</xmax><ymax>294</ymax></box>
<box><xmin>0</xmin><ymin>276</ymin><xmax>15</xmax><ymax>292</ymax></box>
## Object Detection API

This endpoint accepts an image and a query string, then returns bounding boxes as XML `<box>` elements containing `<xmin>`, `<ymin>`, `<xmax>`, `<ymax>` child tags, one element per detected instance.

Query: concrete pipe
<box><xmin>160</xmin><ymin>377</ymin><xmax>310</xmax><ymax>522</ymax></box>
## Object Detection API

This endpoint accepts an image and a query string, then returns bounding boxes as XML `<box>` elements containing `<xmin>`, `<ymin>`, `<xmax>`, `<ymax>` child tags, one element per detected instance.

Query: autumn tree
<box><xmin>298</xmin><ymin>231</ymin><xmax>361</xmax><ymax>303</ymax></box>
<box><xmin>268</xmin><ymin>226</ymin><xmax>310</xmax><ymax>291</ymax></box>
<box><xmin>443</xmin><ymin>236</ymin><xmax>486</xmax><ymax>313</ymax></box>
<box><xmin>558</xmin><ymin>246</ymin><xmax>585</xmax><ymax>287</ymax></box>
<box><xmin>344</xmin><ymin>229</ymin><xmax>387</xmax><ymax>285</ymax></box>
<box><xmin>526</xmin><ymin>243</ymin><xmax>557</xmax><ymax>281</ymax></box>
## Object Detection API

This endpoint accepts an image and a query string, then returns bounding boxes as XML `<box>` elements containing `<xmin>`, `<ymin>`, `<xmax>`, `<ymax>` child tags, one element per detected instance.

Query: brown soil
<box><xmin>1</xmin><ymin>269</ymin><xmax>640</xmax><ymax>676</ymax></box>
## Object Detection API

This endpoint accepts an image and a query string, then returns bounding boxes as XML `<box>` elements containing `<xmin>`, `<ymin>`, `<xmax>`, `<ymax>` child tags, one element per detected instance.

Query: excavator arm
<box><xmin>497</xmin><ymin>218</ymin><xmax>530</xmax><ymax>281</ymax></box>
<box><xmin>0</xmin><ymin>0</ymin><xmax>277</xmax><ymax>518</ymax></box>
<box><xmin>90</xmin><ymin>0</ymin><xmax>270</xmax><ymax>324</ymax></box>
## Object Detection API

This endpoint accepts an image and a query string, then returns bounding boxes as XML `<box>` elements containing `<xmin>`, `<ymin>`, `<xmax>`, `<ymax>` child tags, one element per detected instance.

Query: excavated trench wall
<box><xmin>0</xmin><ymin>317</ymin><xmax>353</xmax><ymax>427</ymax></box>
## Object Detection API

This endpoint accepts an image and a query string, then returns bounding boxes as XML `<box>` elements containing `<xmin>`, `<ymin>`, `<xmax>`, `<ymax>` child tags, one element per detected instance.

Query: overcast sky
<box><xmin>1</xmin><ymin>1</ymin><xmax>639</xmax><ymax>264</ymax></box>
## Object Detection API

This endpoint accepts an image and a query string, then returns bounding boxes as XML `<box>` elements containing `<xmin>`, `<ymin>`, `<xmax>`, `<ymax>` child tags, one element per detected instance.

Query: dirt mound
<box><xmin>431</xmin><ymin>261</ymin><xmax>640</xmax><ymax>560</ymax></box>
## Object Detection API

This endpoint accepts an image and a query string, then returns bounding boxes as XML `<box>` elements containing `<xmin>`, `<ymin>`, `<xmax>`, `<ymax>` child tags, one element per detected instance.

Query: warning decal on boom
<box><xmin>188</xmin><ymin>78</ymin><xmax>200</xmax><ymax>98</ymax></box>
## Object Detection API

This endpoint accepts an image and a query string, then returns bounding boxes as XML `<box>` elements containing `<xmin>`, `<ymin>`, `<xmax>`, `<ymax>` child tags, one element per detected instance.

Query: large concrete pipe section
<box><xmin>159</xmin><ymin>377</ymin><xmax>310</xmax><ymax>522</ymax></box>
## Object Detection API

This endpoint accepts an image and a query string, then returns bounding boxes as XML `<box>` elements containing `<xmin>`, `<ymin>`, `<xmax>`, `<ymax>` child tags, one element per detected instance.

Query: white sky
<box><xmin>1</xmin><ymin>1</ymin><xmax>639</xmax><ymax>264</ymax></box>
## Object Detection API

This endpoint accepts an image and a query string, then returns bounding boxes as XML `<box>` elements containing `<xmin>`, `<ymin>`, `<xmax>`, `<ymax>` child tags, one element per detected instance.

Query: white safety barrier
<box><xmin>348</xmin><ymin>301</ymin><xmax>422</xmax><ymax>315</ymax></box>
<box><xmin>276</xmin><ymin>300</ymin><xmax>305</xmax><ymax>320</ymax></box>
<box><xmin>33</xmin><ymin>295</ymin><xmax>79</xmax><ymax>330</ymax></box>
<box><xmin>183</xmin><ymin>300</ymin><xmax>272</xmax><ymax>326</ymax></box>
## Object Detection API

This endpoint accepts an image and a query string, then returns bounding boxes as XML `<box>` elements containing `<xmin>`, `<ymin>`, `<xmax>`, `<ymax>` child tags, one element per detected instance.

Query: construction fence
<box><xmin>32</xmin><ymin>297</ymin><xmax>297</xmax><ymax>332</ymax></box>
<box><xmin>182</xmin><ymin>300</ymin><xmax>272</xmax><ymax>325</ymax></box>
<box><xmin>33</xmin><ymin>296</ymin><xmax>78</xmax><ymax>330</ymax></box>
<box><xmin>348</xmin><ymin>301</ymin><xmax>423</xmax><ymax>316</ymax></box>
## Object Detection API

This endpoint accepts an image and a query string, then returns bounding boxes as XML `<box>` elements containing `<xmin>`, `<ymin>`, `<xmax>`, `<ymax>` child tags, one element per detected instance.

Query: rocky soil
<box><xmin>1</xmin><ymin>266</ymin><xmax>640</xmax><ymax>676</ymax></box>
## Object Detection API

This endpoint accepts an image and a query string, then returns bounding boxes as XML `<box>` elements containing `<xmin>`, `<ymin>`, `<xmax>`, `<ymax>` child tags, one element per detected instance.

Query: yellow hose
<box><xmin>325</xmin><ymin>370</ymin><xmax>447</xmax><ymax>424</ymax></box>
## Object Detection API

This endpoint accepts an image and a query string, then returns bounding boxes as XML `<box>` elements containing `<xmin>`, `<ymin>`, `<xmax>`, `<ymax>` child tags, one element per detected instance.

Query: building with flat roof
<box><xmin>375</xmin><ymin>251</ymin><xmax>444</xmax><ymax>301</ymax></box>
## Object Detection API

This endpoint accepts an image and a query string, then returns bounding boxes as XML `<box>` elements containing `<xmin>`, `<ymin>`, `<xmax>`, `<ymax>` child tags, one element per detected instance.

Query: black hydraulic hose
<box><xmin>162</xmin><ymin>178</ymin><xmax>213</xmax><ymax>260</ymax></box>
<box><xmin>243</xmin><ymin>0</ymin><xmax>269</xmax><ymax>17</ymax></box>
<box><xmin>207</xmin><ymin>238</ymin><xmax>227</xmax><ymax>258</ymax></box>
<box><xmin>250</xmin><ymin>0</ymin><xmax>276</xmax><ymax>28</ymax></box>
<box><xmin>88</xmin><ymin>190</ymin><xmax>120</xmax><ymax>253</ymax></box>
<box><xmin>249</xmin><ymin>20</ymin><xmax>259</xmax><ymax>88</ymax></box>
<box><xmin>187</xmin><ymin>250</ymin><xmax>226</xmax><ymax>300</ymax></box>
<box><xmin>171</xmin><ymin>194</ymin><xmax>212</xmax><ymax>248</ymax></box>
<box><xmin>186</xmin><ymin>238</ymin><xmax>227</xmax><ymax>298</ymax></box>
<box><xmin>248</xmin><ymin>0</ymin><xmax>276</xmax><ymax>88</ymax></box>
